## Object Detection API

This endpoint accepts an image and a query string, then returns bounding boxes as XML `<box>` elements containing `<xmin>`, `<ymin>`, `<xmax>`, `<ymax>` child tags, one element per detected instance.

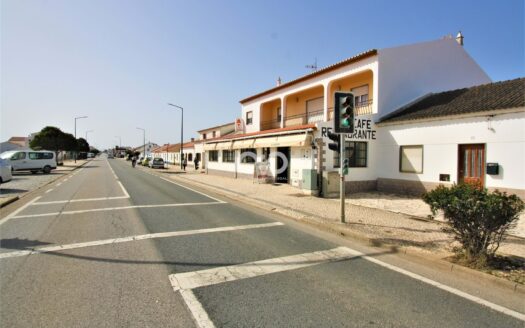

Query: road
<box><xmin>0</xmin><ymin>156</ymin><xmax>523</xmax><ymax>327</ymax></box>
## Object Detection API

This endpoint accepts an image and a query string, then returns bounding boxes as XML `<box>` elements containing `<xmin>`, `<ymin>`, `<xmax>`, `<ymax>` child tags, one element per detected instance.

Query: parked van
<box><xmin>0</xmin><ymin>150</ymin><xmax>57</xmax><ymax>174</ymax></box>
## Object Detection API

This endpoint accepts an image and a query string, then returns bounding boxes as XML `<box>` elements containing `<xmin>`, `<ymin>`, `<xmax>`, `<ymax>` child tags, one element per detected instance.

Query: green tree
<box><xmin>423</xmin><ymin>184</ymin><xmax>524</xmax><ymax>266</ymax></box>
<box><xmin>76</xmin><ymin>138</ymin><xmax>90</xmax><ymax>152</ymax></box>
<box><xmin>30</xmin><ymin>126</ymin><xmax>77</xmax><ymax>153</ymax></box>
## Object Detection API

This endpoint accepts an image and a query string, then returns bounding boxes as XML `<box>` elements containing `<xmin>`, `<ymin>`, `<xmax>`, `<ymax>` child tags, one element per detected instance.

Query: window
<box><xmin>400</xmin><ymin>145</ymin><xmax>423</xmax><ymax>173</ymax></box>
<box><xmin>188</xmin><ymin>153</ymin><xmax>193</xmax><ymax>161</ymax></box>
<box><xmin>222</xmin><ymin>150</ymin><xmax>235</xmax><ymax>163</ymax></box>
<box><xmin>203</xmin><ymin>134</ymin><xmax>207</xmax><ymax>140</ymax></box>
<box><xmin>11</xmin><ymin>152</ymin><xmax>26</xmax><ymax>160</ymax></box>
<box><xmin>334</xmin><ymin>142</ymin><xmax>368</xmax><ymax>168</ymax></box>
<box><xmin>212</xmin><ymin>131</ymin><xmax>216</xmax><ymax>138</ymax></box>
<box><xmin>246</xmin><ymin>111</ymin><xmax>253</xmax><ymax>125</ymax></box>
<box><xmin>351</xmin><ymin>85</ymin><xmax>370</xmax><ymax>106</ymax></box>
<box><xmin>209</xmin><ymin>150</ymin><xmax>218</xmax><ymax>162</ymax></box>
<box><xmin>277</xmin><ymin>107</ymin><xmax>281</xmax><ymax>121</ymax></box>
<box><xmin>240</xmin><ymin>148</ymin><xmax>256</xmax><ymax>163</ymax></box>
<box><xmin>29</xmin><ymin>152</ymin><xmax>52</xmax><ymax>160</ymax></box>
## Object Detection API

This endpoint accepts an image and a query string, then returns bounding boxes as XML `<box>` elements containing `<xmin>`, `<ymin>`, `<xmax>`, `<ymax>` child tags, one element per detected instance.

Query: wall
<box><xmin>377</xmin><ymin>38</ymin><xmax>491</xmax><ymax>117</ymax></box>
<box><xmin>327</xmin><ymin>70</ymin><xmax>374</xmax><ymax>108</ymax></box>
<box><xmin>376</xmin><ymin>111</ymin><xmax>525</xmax><ymax>191</ymax></box>
<box><xmin>285</xmin><ymin>86</ymin><xmax>324</xmax><ymax>118</ymax></box>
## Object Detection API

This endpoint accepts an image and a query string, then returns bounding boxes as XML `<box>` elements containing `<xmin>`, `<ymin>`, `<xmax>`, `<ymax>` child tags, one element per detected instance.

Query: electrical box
<box><xmin>322</xmin><ymin>171</ymin><xmax>340</xmax><ymax>198</ymax></box>
<box><xmin>486</xmin><ymin>163</ymin><xmax>499</xmax><ymax>175</ymax></box>
<box><xmin>301</xmin><ymin>169</ymin><xmax>318</xmax><ymax>190</ymax></box>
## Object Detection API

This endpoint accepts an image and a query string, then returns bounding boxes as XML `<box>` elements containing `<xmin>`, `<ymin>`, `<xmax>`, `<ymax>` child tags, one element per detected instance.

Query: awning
<box><xmin>254</xmin><ymin>133</ymin><xmax>310</xmax><ymax>148</ymax></box>
<box><xmin>215</xmin><ymin>141</ymin><xmax>233</xmax><ymax>150</ymax></box>
<box><xmin>203</xmin><ymin>143</ymin><xmax>216</xmax><ymax>151</ymax></box>
<box><xmin>232</xmin><ymin>139</ymin><xmax>255</xmax><ymax>149</ymax></box>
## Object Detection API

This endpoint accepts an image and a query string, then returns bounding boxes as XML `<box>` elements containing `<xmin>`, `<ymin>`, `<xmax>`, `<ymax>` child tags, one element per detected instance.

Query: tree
<box><xmin>30</xmin><ymin>126</ymin><xmax>77</xmax><ymax>153</ymax></box>
<box><xmin>423</xmin><ymin>184</ymin><xmax>524</xmax><ymax>266</ymax></box>
<box><xmin>76</xmin><ymin>138</ymin><xmax>90</xmax><ymax>152</ymax></box>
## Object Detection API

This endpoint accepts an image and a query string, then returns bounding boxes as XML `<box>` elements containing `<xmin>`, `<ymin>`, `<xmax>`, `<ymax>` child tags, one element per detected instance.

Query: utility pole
<box><xmin>74</xmin><ymin>116</ymin><xmax>88</xmax><ymax>163</ymax></box>
<box><xmin>167</xmin><ymin>103</ymin><xmax>184</xmax><ymax>169</ymax></box>
<box><xmin>137</xmin><ymin>127</ymin><xmax>145</xmax><ymax>158</ymax></box>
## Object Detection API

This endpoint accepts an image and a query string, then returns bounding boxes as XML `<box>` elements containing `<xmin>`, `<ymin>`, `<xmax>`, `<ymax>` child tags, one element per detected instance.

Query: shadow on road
<box><xmin>0</xmin><ymin>188</ymin><xmax>28</xmax><ymax>195</ymax></box>
<box><xmin>1</xmin><ymin>238</ymin><xmax>52</xmax><ymax>250</ymax></box>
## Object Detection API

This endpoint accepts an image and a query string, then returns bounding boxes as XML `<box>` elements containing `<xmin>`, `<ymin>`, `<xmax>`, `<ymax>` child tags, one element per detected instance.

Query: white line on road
<box><xmin>118</xmin><ymin>180</ymin><xmax>130</xmax><ymax>198</ymax></box>
<box><xmin>178</xmin><ymin>289</ymin><xmax>216</xmax><ymax>328</ymax></box>
<box><xmin>45</xmin><ymin>189</ymin><xmax>53</xmax><ymax>193</ymax></box>
<box><xmin>0</xmin><ymin>196</ymin><xmax>41</xmax><ymax>227</ymax></box>
<box><xmin>169</xmin><ymin>246</ymin><xmax>525</xmax><ymax>324</ymax></box>
<box><xmin>169</xmin><ymin>247</ymin><xmax>359</xmax><ymax>291</ymax></box>
<box><xmin>33</xmin><ymin>196</ymin><xmax>130</xmax><ymax>205</ymax></box>
<box><xmin>0</xmin><ymin>222</ymin><xmax>284</xmax><ymax>259</ymax></box>
<box><xmin>160</xmin><ymin>177</ymin><xmax>226</xmax><ymax>204</ymax></box>
<box><xmin>12</xmin><ymin>201</ymin><xmax>226</xmax><ymax>219</ymax></box>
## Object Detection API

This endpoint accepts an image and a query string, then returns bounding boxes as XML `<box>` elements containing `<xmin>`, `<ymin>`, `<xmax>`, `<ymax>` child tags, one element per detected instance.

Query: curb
<box><xmin>0</xmin><ymin>196</ymin><xmax>20</xmax><ymax>208</ymax></box>
<box><xmin>165</xmin><ymin>173</ymin><xmax>524</xmax><ymax>293</ymax></box>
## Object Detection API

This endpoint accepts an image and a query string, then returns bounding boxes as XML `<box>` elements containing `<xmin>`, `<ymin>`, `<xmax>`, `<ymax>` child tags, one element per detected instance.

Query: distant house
<box><xmin>8</xmin><ymin>136</ymin><xmax>29</xmax><ymax>148</ymax></box>
<box><xmin>134</xmin><ymin>142</ymin><xmax>159</xmax><ymax>158</ymax></box>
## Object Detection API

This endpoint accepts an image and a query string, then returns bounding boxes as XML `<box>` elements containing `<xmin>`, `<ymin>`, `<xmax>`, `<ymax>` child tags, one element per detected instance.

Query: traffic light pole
<box><xmin>340</xmin><ymin>133</ymin><xmax>345</xmax><ymax>223</ymax></box>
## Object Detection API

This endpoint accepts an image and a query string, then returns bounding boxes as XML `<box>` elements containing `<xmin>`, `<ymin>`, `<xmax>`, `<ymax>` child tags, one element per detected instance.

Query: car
<box><xmin>0</xmin><ymin>158</ymin><xmax>12</xmax><ymax>184</ymax></box>
<box><xmin>0</xmin><ymin>150</ymin><xmax>57</xmax><ymax>174</ymax></box>
<box><xmin>138</xmin><ymin>157</ymin><xmax>144</xmax><ymax>165</ymax></box>
<box><xmin>149</xmin><ymin>158</ymin><xmax>165</xmax><ymax>169</ymax></box>
<box><xmin>107</xmin><ymin>153</ymin><xmax>114</xmax><ymax>159</ymax></box>
<box><xmin>142</xmin><ymin>157</ymin><xmax>151</xmax><ymax>166</ymax></box>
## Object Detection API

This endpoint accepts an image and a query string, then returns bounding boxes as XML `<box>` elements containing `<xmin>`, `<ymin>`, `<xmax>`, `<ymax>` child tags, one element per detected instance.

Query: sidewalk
<box><xmin>160</xmin><ymin>165</ymin><xmax>525</xmax><ymax>261</ymax></box>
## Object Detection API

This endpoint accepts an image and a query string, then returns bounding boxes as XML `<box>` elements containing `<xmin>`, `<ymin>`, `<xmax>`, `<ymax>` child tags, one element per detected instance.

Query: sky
<box><xmin>1</xmin><ymin>0</ymin><xmax>523</xmax><ymax>150</ymax></box>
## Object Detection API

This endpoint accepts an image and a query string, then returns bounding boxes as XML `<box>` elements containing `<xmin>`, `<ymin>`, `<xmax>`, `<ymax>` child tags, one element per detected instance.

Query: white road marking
<box><xmin>118</xmin><ymin>180</ymin><xmax>130</xmax><ymax>198</ymax></box>
<box><xmin>33</xmin><ymin>196</ymin><xmax>130</xmax><ymax>205</ymax></box>
<box><xmin>56</xmin><ymin>183</ymin><xmax>62</xmax><ymax>186</ymax></box>
<box><xmin>170</xmin><ymin>246</ymin><xmax>525</xmax><ymax>323</ymax></box>
<box><xmin>160</xmin><ymin>177</ymin><xmax>226</xmax><ymax>204</ymax></box>
<box><xmin>45</xmin><ymin>189</ymin><xmax>53</xmax><ymax>193</ymax></box>
<box><xmin>0</xmin><ymin>222</ymin><xmax>284</xmax><ymax>259</ymax></box>
<box><xmin>169</xmin><ymin>247</ymin><xmax>358</xmax><ymax>291</ymax></box>
<box><xmin>178</xmin><ymin>289</ymin><xmax>216</xmax><ymax>328</ymax></box>
<box><xmin>0</xmin><ymin>196</ymin><xmax>41</xmax><ymax>227</ymax></box>
<box><xmin>12</xmin><ymin>201</ymin><xmax>225</xmax><ymax>219</ymax></box>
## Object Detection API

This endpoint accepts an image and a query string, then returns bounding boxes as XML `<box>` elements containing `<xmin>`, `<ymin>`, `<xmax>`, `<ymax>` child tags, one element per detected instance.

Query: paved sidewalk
<box><xmin>158</xmin><ymin>166</ymin><xmax>525</xmax><ymax>260</ymax></box>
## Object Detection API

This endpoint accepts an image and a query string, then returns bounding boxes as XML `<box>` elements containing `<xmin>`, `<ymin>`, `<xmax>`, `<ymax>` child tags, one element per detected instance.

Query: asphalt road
<box><xmin>0</xmin><ymin>156</ymin><xmax>523</xmax><ymax>327</ymax></box>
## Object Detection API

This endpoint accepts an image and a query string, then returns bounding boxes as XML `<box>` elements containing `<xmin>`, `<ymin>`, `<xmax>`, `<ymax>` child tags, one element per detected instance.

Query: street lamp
<box><xmin>167</xmin><ymin>103</ymin><xmax>183</xmax><ymax>169</ymax></box>
<box><xmin>74</xmin><ymin>116</ymin><xmax>88</xmax><ymax>162</ymax></box>
<box><xmin>114</xmin><ymin>136</ymin><xmax>121</xmax><ymax>147</ymax></box>
<box><xmin>85</xmin><ymin>130</ymin><xmax>94</xmax><ymax>142</ymax></box>
<box><xmin>136</xmin><ymin>127</ymin><xmax>145</xmax><ymax>158</ymax></box>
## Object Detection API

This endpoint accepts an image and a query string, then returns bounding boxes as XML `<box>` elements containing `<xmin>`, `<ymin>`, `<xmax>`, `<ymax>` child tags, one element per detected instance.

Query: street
<box><xmin>0</xmin><ymin>156</ymin><xmax>523</xmax><ymax>327</ymax></box>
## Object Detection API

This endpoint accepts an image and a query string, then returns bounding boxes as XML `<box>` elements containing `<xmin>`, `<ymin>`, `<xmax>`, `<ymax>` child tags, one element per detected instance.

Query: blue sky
<box><xmin>1</xmin><ymin>0</ymin><xmax>523</xmax><ymax>149</ymax></box>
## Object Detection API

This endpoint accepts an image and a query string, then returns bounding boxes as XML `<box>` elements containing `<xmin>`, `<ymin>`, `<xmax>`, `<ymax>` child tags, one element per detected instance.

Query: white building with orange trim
<box><xmin>204</xmin><ymin>36</ymin><xmax>494</xmax><ymax>193</ymax></box>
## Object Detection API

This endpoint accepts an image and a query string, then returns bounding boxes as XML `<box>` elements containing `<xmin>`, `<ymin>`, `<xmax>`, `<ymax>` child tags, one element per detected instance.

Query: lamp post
<box><xmin>115</xmin><ymin>136</ymin><xmax>121</xmax><ymax>147</ymax></box>
<box><xmin>85</xmin><ymin>130</ymin><xmax>94</xmax><ymax>142</ymax></box>
<box><xmin>74</xmin><ymin>116</ymin><xmax>88</xmax><ymax>162</ymax></box>
<box><xmin>136</xmin><ymin>127</ymin><xmax>145</xmax><ymax>158</ymax></box>
<box><xmin>167</xmin><ymin>103</ymin><xmax>183</xmax><ymax>169</ymax></box>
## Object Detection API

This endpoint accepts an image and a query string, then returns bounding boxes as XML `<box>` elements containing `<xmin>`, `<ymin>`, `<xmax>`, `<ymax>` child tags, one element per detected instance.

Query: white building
<box><xmin>204</xmin><ymin>36</ymin><xmax>523</xmax><ymax>197</ymax></box>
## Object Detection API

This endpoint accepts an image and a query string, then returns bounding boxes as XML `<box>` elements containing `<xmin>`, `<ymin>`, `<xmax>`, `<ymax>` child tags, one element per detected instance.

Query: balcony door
<box><xmin>306</xmin><ymin>97</ymin><xmax>324</xmax><ymax>124</ymax></box>
<box><xmin>458</xmin><ymin>144</ymin><xmax>485</xmax><ymax>187</ymax></box>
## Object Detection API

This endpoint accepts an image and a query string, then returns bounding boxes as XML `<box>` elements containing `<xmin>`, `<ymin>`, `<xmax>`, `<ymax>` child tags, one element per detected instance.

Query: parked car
<box><xmin>0</xmin><ymin>158</ymin><xmax>12</xmax><ymax>184</ymax></box>
<box><xmin>142</xmin><ymin>157</ymin><xmax>151</xmax><ymax>166</ymax></box>
<box><xmin>149</xmin><ymin>158</ymin><xmax>165</xmax><ymax>169</ymax></box>
<box><xmin>138</xmin><ymin>157</ymin><xmax>144</xmax><ymax>165</ymax></box>
<box><xmin>0</xmin><ymin>150</ymin><xmax>57</xmax><ymax>174</ymax></box>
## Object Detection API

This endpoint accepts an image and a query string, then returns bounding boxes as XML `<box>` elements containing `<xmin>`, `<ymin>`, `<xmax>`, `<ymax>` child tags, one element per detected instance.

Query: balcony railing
<box><xmin>284</xmin><ymin>109</ymin><xmax>324</xmax><ymax>127</ymax></box>
<box><xmin>260</xmin><ymin>118</ymin><xmax>281</xmax><ymax>130</ymax></box>
<box><xmin>328</xmin><ymin>99</ymin><xmax>374</xmax><ymax>120</ymax></box>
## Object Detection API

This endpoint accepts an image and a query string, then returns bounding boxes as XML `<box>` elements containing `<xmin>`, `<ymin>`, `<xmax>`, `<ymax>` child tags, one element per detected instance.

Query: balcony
<box><xmin>260</xmin><ymin>118</ymin><xmax>281</xmax><ymax>130</ymax></box>
<box><xmin>328</xmin><ymin>99</ymin><xmax>373</xmax><ymax>120</ymax></box>
<box><xmin>284</xmin><ymin>109</ymin><xmax>324</xmax><ymax>127</ymax></box>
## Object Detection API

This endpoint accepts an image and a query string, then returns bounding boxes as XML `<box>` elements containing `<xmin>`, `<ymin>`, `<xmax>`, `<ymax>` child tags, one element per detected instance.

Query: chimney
<box><xmin>456</xmin><ymin>31</ymin><xmax>464</xmax><ymax>46</ymax></box>
<box><xmin>191</xmin><ymin>137</ymin><xmax>195</xmax><ymax>142</ymax></box>
<box><xmin>276</xmin><ymin>76</ymin><xmax>282</xmax><ymax>86</ymax></box>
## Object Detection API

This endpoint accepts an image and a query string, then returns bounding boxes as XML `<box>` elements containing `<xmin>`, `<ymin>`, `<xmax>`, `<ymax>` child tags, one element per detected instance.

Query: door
<box><xmin>276</xmin><ymin>147</ymin><xmax>290</xmax><ymax>183</ymax></box>
<box><xmin>458</xmin><ymin>144</ymin><xmax>485</xmax><ymax>186</ymax></box>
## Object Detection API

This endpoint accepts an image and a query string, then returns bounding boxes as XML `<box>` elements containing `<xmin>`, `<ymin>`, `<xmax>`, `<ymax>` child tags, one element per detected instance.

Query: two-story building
<box><xmin>204</xmin><ymin>36</ymin><xmax>496</xmax><ymax>191</ymax></box>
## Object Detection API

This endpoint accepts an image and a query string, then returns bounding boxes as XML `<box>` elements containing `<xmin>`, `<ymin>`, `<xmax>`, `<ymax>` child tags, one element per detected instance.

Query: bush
<box><xmin>423</xmin><ymin>184</ymin><xmax>524</xmax><ymax>265</ymax></box>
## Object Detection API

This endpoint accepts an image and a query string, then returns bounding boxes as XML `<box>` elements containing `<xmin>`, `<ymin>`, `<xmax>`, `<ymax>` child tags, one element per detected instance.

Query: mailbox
<box><xmin>486</xmin><ymin>163</ymin><xmax>499</xmax><ymax>175</ymax></box>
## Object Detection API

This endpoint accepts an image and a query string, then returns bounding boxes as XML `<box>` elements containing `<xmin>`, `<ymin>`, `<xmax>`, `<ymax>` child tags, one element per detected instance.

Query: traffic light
<box><xmin>342</xmin><ymin>158</ymin><xmax>349</xmax><ymax>175</ymax></box>
<box><xmin>334</xmin><ymin>91</ymin><xmax>354</xmax><ymax>133</ymax></box>
<box><xmin>327</xmin><ymin>131</ymin><xmax>340</xmax><ymax>153</ymax></box>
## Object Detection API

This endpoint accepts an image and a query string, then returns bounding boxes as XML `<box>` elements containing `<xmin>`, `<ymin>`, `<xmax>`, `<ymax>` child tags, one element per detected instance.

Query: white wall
<box><xmin>377</xmin><ymin>111</ymin><xmax>525</xmax><ymax>190</ymax></box>
<box><xmin>377</xmin><ymin>38</ymin><xmax>491</xmax><ymax>117</ymax></box>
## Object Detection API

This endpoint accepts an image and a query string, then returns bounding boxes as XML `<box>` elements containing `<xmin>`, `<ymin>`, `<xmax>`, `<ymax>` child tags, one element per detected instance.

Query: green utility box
<box><xmin>301</xmin><ymin>169</ymin><xmax>318</xmax><ymax>190</ymax></box>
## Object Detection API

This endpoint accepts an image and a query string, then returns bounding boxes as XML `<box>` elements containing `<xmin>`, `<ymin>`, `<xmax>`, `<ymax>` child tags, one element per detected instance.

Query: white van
<box><xmin>0</xmin><ymin>150</ymin><xmax>57</xmax><ymax>174</ymax></box>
